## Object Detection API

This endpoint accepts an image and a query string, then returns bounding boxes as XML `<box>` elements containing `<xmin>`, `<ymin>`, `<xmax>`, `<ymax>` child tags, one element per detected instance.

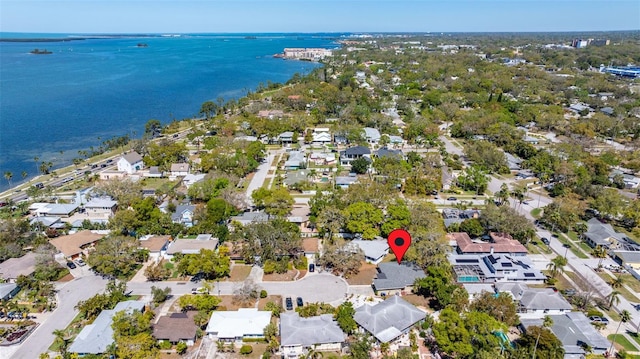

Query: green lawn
<box><xmin>530</xmin><ymin>208</ymin><xmax>542</xmax><ymax>218</ymax></box>
<box><xmin>556</xmin><ymin>233</ymin><xmax>589</xmax><ymax>259</ymax></box>
<box><xmin>596</xmin><ymin>272</ymin><xmax>640</xmax><ymax>303</ymax></box>
<box><xmin>608</xmin><ymin>333</ymin><xmax>639</xmax><ymax>351</ymax></box>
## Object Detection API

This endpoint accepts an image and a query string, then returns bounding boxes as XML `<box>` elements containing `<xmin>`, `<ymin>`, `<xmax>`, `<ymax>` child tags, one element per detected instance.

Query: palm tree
<box><xmin>574</xmin><ymin>222</ymin><xmax>588</xmax><ymax>240</ymax></box>
<box><xmin>532</xmin><ymin>315</ymin><xmax>554</xmax><ymax>359</ymax></box>
<box><xmin>546</xmin><ymin>256</ymin><xmax>568</xmax><ymax>279</ymax></box>
<box><xmin>511</xmin><ymin>185</ymin><xmax>526</xmax><ymax>210</ymax></box>
<box><xmin>607</xmin><ymin>291</ymin><xmax>621</xmax><ymax>309</ymax></box>
<box><xmin>21</xmin><ymin>171</ymin><xmax>28</xmax><ymax>184</ymax></box>
<box><xmin>610</xmin><ymin>276</ymin><xmax>624</xmax><ymax>289</ymax></box>
<box><xmin>39</xmin><ymin>161</ymin><xmax>52</xmax><ymax>175</ymax></box>
<box><xmin>495</xmin><ymin>183</ymin><xmax>510</xmax><ymax>206</ymax></box>
<box><xmin>52</xmin><ymin>328</ymin><xmax>71</xmax><ymax>357</ymax></box>
<box><xmin>592</xmin><ymin>245</ymin><xmax>608</xmax><ymax>270</ymax></box>
<box><xmin>3</xmin><ymin>171</ymin><xmax>12</xmax><ymax>188</ymax></box>
<box><xmin>609</xmin><ymin>309</ymin><xmax>631</xmax><ymax>357</ymax></box>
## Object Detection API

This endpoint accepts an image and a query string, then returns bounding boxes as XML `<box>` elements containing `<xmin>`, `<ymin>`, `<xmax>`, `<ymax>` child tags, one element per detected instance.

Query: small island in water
<box><xmin>136</xmin><ymin>43</ymin><xmax>148</xmax><ymax>47</ymax></box>
<box><xmin>30</xmin><ymin>49</ymin><xmax>52</xmax><ymax>55</ymax></box>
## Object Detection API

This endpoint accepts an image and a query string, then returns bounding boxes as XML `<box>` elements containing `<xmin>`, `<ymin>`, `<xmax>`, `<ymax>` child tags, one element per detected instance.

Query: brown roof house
<box><xmin>50</xmin><ymin>230</ymin><xmax>106</xmax><ymax>260</ymax></box>
<box><xmin>449</xmin><ymin>232</ymin><xmax>528</xmax><ymax>256</ymax></box>
<box><xmin>0</xmin><ymin>252</ymin><xmax>38</xmax><ymax>282</ymax></box>
<box><xmin>138</xmin><ymin>235</ymin><xmax>171</xmax><ymax>262</ymax></box>
<box><xmin>153</xmin><ymin>312</ymin><xmax>198</xmax><ymax>346</ymax></box>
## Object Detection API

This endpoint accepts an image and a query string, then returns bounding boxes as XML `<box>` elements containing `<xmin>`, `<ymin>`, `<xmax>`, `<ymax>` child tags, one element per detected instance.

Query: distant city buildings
<box><xmin>282</xmin><ymin>48</ymin><xmax>333</xmax><ymax>61</ymax></box>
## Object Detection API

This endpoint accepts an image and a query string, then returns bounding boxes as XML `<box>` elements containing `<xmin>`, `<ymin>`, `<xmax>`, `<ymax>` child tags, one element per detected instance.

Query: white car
<box><xmin>74</xmin><ymin>258</ymin><xmax>86</xmax><ymax>267</ymax></box>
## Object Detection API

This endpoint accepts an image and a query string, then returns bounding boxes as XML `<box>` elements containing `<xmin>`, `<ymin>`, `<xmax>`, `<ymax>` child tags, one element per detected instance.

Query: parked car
<box><xmin>296</xmin><ymin>297</ymin><xmax>304</xmax><ymax>307</ymax></box>
<box><xmin>66</xmin><ymin>261</ymin><xmax>76</xmax><ymax>269</ymax></box>
<box><xmin>308</xmin><ymin>263</ymin><xmax>315</xmax><ymax>272</ymax></box>
<box><xmin>541</xmin><ymin>237</ymin><xmax>550</xmax><ymax>245</ymax></box>
<box><xmin>589</xmin><ymin>316</ymin><xmax>609</xmax><ymax>324</ymax></box>
<box><xmin>285</xmin><ymin>297</ymin><xmax>293</xmax><ymax>310</ymax></box>
<box><xmin>191</xmin><ymin>287</ymin><xmax>208</xmax><ymax>295</ymax></box>
<box><xmin>447</xmin><ymin>197</ymin><xmax>457</xmax><ymax>201</ymax></box>
<box><xmin>74</xmin><ymin>258</ymin><xmax>86</xmax><ymax>267</ymax></box>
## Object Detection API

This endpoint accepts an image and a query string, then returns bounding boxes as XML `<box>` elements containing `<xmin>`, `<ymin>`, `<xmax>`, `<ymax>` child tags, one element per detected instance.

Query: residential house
<box><xmin>363</xmin><ymin>127</ymin><xmax>381</xmax><ymax>144</ymax></box>
<box><xmin>144</xmin><ymin>166</ymin><xmax>163</xmax><ymax>178</ymax></box>
<box><xmin>182</xmin><ymin>173</ymin><xmax>206</xmax><ymax>188</ymax></box>
<box><xmin>302</xmin><ymin>238</ymin><xmax>319</xmax><ymax>262</ymax></box>
<box><xmin>375</xmin><ymin>147</ymin><xmax>403</xmax><ymax>160</ymax></box>
<box><xmin>283</xmin><ymin>170</ymin><xmax>309</xmax><ymax>187</ymax></box>
<box><xmin>449</xmin><ymin>253</ymin><xmax>545</xmax><ymax>283</ymax></box>
<box><xmin>117</xmin><ymin>151</ymin><xmax>144</xmax><ymax>174</ymax></box>
<box><xmin>335</xmin><ymin>176</ymin><xmax>358</xmax><ymax>189</ymax></box>
<box><xmin>279</xmin><ymin>131</ymin><xmax>295</xmax><ymax>144</ymax></box>
<box><xmin>30</xmin><ymin>216</ymin><xmax>65</xmax><ymax>230</ymax></box>
<box><xmin>521</xmin><ymin>312</ymin><xmax>609</xmax><ymax>357</ymax></box>
<box><xmin>229</xmin><ymin>211</ymin><xmax>270</xmax><ymax>226</ymax></box>
<box><xmin>169</xmin><ymin>163</ymin><xmax>190</xmax><ymax>179</ymax></box>
<box><xmin>0</xmin><ymin>283</ymin><xmax>20</xmax><ymax>301</ymax></box>
<box><xmin>280</xmin><ymin>312</ymin><xmax>346</xmax><ymax>358</ymax></box>
<box><xmin>138</xmin><ymin>235</ymin><xmax>170</xmax><ymax>262</ymax></box>
<box><xmin>312</xmin><ymin>128</ymin><xmax>332</xmax><ymax>145</ymax></box>
<box><xmin>153</xmin><ymin>312</ymin><xmax>198</xmax><ymax>346</ymax></box>
<box><xmin>83</xmin><ymin>197</ymin><xmax>117</xmax><ymax>218</ymax></box>
<box><xmin>354</xmin><ymin>295</ymin><xmax>426</xmax><ymax>343</ymax></box>
<box><xmin>372</xmin><ymin>262</ymin><xmax>426</xmax><ymax>295</ymax></box>
<box><xmin>351</xmin><ymin>238</ymin><xmax>389</xmax><ymax>264</ymax></box>
<box><xmin>284</xmin><ymin>151</ymin><xmax>306</xmax><ymax>170</ymax></box>
<box><xmin>600</xmin><ymin>107</ymin><xmax>614</xmax><ymax>116</ymax></box>
<box><xmin>289</xmin><ymin>205</ymin><xmax>316</xmax><ymax>238</ymax></box>
<box><xmin>205</xmin><ymin>308</ymin><xmax>271</xmax><ymax>342</ymax></box>
<box><xmin>505</xmin><ymin>153</ymin><xmax>523</xmax><ymax>171</ymax></box>
<box><xmin>49</xmin><ymin>230</ymin><xmax>106</xmax><ymax>260</ymax></box>
<box><xmin>387</xmin><ymin>135</ymin><xmax>404</xmax><ymax>146</ymax></box>
<box><xmin>171</xmin><ymin>204</ymin><xmax>196</xmax><ymax>227</ymax></box>
<box><xmin>461</xmin><ymin>283</ymin><xmax>495</xmax><ymax>301</ymax></box>
<box><xmin>609</xmin><ymin>169</ymin><xmax>640</xmax><ymax>189</ymax></box>
<box><xmin>164</xmin><ymin>234</ymin><xmax>218</xmax><ymax>259</ymax></box>
<box><xmin>568</xmin><ymin>103</ymin><xmax>593</xmax><ymax>114</ymax></box>
<box><xmin>0</xmin><ymin>252</ymin><xmax>38</xmax><ymax>283</ymax></box>
<box><xmin>34</xmin><ymin>203</ymin><xmax>79</xmax><ymax>218</ymax></box>
<box><xmin>449</xmin><ymin>232</ymin><xmax>528</xmax><ymax>256</ymax></box>
<box><xmin>583</xmin><ymin>217</ymin><xmax>628</xmax><ymax>248</ymax></box>
<box><xmin>257</xmin><ymin>109</ymin><xmax>284</xmax><ymax>119</ymax></box>
<box><xmin>69</xmin><ymin>301</ymin><xmax>145</xmax><ymax>356</ymax></box>
<box><xmin>442</xmin><ymin>208</ymin><xmax>480</xmax><ymax>229</ymax></box>
<box><xmin>339</xmin><ymin>146</ymin><xmax>371</xmax><ymax>166</ymax></box>
<box><xmin>496</xmin><ymin>283</ymin><xmax>572</xmax><ymax>319</ymax></box>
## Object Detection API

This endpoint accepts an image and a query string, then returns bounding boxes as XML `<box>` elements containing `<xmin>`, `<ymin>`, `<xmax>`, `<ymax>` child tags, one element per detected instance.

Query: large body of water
<box><xmin>0</xmin><ymin>33</ymin><xmax>340</xmax><ymax>191</ymax></box>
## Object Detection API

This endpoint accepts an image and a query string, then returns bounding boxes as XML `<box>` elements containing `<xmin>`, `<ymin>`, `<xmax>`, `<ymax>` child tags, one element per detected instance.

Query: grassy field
<box><xmin>597</xmin><ymin>272</ymin><xmax>640</xmax><ymax>303</ymax></box>
<box><xmin>608</xmin><ymin>333</ymin><xmax>639</xmax><ymax>351</ymax></box>
<box><xmin>531</xmin><ymin>208</ymin><xmax>542</xmax><ymax>218</ymax></box>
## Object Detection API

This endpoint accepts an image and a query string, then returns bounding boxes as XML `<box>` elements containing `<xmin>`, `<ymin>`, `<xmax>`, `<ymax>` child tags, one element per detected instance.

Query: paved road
<box><xmin>245</xmin><ymin>152</ymin><xmax>275</xmax><ymax>207</ymax></box>
<box><xmin>12</xmin><ymin>275</ymin><xmax>108</xmax><ymax>359</ymax></box>
<box><xmin>127</xmin><ymin>272</ymin><xmax>349</xmax><ymax>306</ymax></box>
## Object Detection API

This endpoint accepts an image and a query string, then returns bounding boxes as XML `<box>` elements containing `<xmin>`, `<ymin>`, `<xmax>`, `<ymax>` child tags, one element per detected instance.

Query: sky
<box><xmin>1</xmin><ymin>0</ymin><xmax>639</xmax><ymax>34</ymax></box>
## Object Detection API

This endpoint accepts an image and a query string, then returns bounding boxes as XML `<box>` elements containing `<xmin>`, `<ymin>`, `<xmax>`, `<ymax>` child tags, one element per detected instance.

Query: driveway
<box><xmin>12</xmin><ymin>275</ymin><xmax>108</xmax><ymax>359</ymax></box>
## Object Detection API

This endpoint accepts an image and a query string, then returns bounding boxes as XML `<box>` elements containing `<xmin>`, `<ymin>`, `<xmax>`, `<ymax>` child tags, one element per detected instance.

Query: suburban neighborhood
<box><xmin>1</xmin><ymin>31</ymin><xmax>640</xmax><ymax>359</ymax></box>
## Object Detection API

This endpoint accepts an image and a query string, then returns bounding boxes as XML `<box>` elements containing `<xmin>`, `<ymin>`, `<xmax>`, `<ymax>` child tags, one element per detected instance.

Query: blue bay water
<box><xmin>0</xmin><ymin>33</ymin><xmax>339</xmax><ymax>191</ymax></box>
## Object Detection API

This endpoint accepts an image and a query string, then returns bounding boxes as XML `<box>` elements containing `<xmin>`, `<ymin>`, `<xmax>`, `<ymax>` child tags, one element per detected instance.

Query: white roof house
<box><xmin>363</xmin><ymin>127</ymin><xmax>381</xmax><ymax>144</ymax></box>
<box><xmin>205</xmin><ymin>309</ymin><xmax>272</xmax><ymax>341</ymax></box>
<box><xmin>312</xmin><ymin>128</ymin><xmax>332</xmax><ymax>144</ymax></box>
<box><xmin>354</xmin><ymin>295</ymin><xmax>426</xmax><ymax>343</ymax></box>
<box><xmin>280</xmin><ymin>312</ymin><xmax>346</xmax><ymax>357</ymax></box>
<box><xmin>84</xmin><ymin>197</ymin><xmax>117</xmax><ymax>218</ymax></box>
<box><xmin>351</xmin><ymin>238</ymin><xmax>389</xmax><ymax>264</ymax></box>
<box><xmin>69</xmin><ymin>301</ymin><xmax>145</xmax><ymax>355</ymax></box>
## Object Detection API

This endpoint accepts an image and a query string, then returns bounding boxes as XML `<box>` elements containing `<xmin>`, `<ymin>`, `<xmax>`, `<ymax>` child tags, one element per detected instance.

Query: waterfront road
<box><xmin>11</xmin><ymin>275</ymin><xmax>108</xmax><ymax>359</ymax></box>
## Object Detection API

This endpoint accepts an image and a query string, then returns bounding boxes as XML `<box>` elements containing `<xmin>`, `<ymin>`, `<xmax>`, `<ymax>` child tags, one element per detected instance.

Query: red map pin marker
<box><xmin>388</xmin><ymin>229</ymin><xmax>411</xmax><ymax>264</ymax></box>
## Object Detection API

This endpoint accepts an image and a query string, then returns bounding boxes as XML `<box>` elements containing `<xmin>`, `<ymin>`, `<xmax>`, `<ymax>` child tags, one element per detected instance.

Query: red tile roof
<box><xmin>449</xmin><ymin>232</ymin><xmax>528</xmax><ymax>254</ymax></box>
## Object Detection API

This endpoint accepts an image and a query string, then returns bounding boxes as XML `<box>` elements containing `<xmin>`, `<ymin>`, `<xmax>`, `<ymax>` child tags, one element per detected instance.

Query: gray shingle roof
<box><xmin>280</xmin><ymin>312</ymin><xmax>346</xmax><ymax>347</ymax></box>
<box><xmin>522</xmin><ymin>312</ymin><xmax>610</xmax><ymax>355</ymax></box>
<box><xmin>122</xmin><ymin>151</ymin><xmax>143</xmax><ymax>165</ymax></box>
<box><xmin>519</xmin><ymin>288</ymin><xmax>572</xmax><ymax>310</ymax></box>
<box><xmin>354</xmin><ymin>295</ymin><xmax>426</xmax><ymax>343</ymax></box>
<box><xmin>372</xmin><ymin>262</ymin><xmax>426</xmax><ymax>291</ymax></box>
<box><xmin>585</xmin><ymin>217</ymin><xmax>627</xmax><ymax>246</ymax></box>
<box><xmin>342</xmin><ymin>146</ymin><xmax>371</xmax><ymax>156</ymax></box>
<box><xmin>69</xmin><ymin>301</ymin><xmax>145</xmax><ymax>355</ymax></box>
